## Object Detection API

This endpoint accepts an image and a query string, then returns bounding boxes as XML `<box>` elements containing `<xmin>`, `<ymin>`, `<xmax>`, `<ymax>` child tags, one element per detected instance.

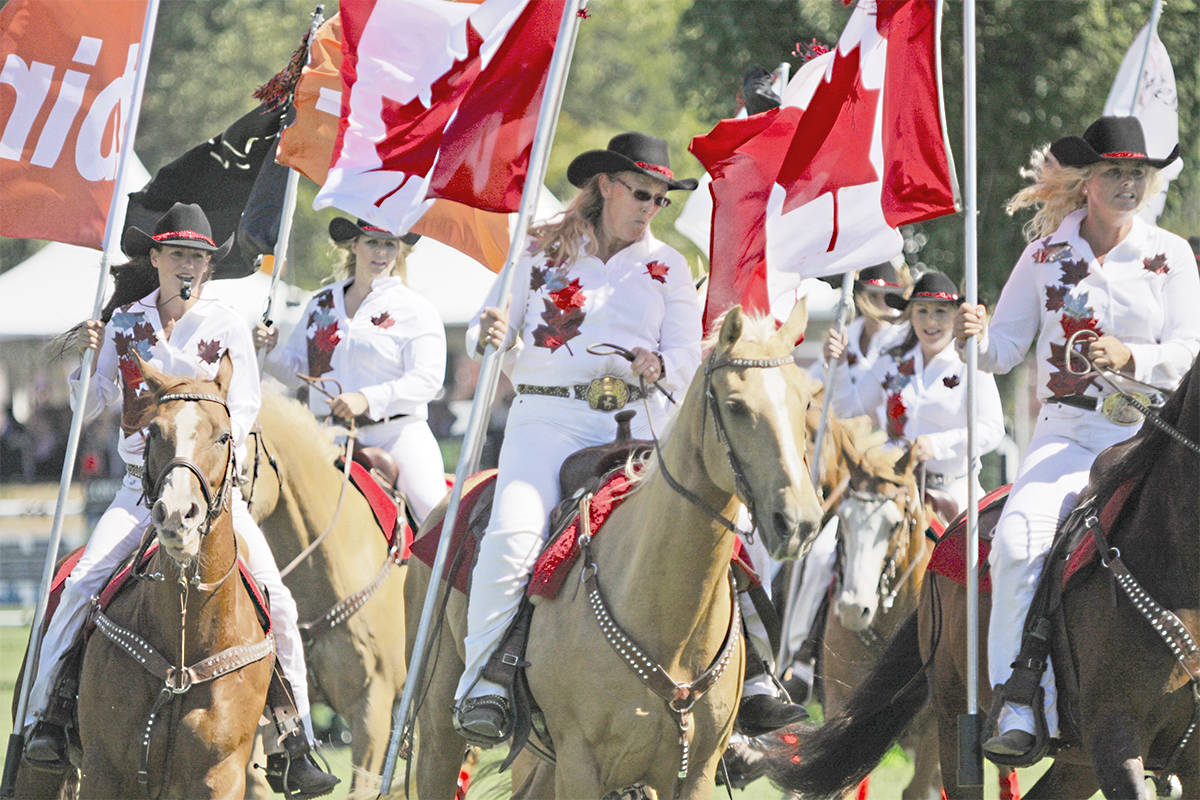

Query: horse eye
<box><xmin>217</xmin><ymin>431</ymin><xmax>232</xmax><ymax>445</ymax></box>
<box><xmin>725</xmin><ymin>398</ymin><xmax>749</xmax><ymax>416</ymax></box>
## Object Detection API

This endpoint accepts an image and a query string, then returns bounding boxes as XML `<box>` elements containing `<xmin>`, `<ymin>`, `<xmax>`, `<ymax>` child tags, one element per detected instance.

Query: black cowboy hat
<box><xmin>886</xmin><ymin>271</ymin><xmax>959</xmax><ymax>311</ymax></box>
<box><xmin>121</xmin><ymin>202</ymin><xmax>234</xmax><ymax>259</ymax></box>
<box><xmin>329</xmin><ymin>216</ymin><xmax>421</xmax><ymax>245</ymax></box>
<box><xmin>567</xmin><ymin>132</ymin><xmax>698</xmax><ymax>191</ymax></box>
<box><xmin>1050</xmin><ymin>116</ymin><xmax>1180</xmax><ymax>170</ymax></box>
<box><xmin>855</xmin><ymin>262</ymin><xmax>904</xmax><ymax>296</ymax></box>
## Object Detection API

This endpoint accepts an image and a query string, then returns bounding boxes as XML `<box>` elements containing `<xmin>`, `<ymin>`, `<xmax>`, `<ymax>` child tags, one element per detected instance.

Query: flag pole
<box><xmin>957</xmin><ymin>0</ymin><xmax>984</xmax><ymax>787</ymax></box>
<box><xmin>2</xmin><ymin>1</ymin><xmax>162</xmax><ymax>792</ymax></box>
<box><xmin>258</xmin><ymin>4</ymin><xmax>326</xmax><ymax>371</ymax></box>
<box><xmin>1126</xmin><ymin>0</ymin><xmax>1164</xmax><ymax>115</ymax></box>
<box><xmin>775</xmin><ymin>271</ymin><xmax>853</xmax><ymax>671</ymax></box>
<box><xmin>376</xmin><ymin>1</ymin><xmax>586</xmax><ymax>793</ymax></box>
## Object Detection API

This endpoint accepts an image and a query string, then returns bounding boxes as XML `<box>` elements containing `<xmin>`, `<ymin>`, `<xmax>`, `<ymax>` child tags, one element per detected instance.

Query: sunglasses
<box><xmin>611</xmin><ymin>176</ymin><xmax>671</xmax><ymax>208</ymax></box>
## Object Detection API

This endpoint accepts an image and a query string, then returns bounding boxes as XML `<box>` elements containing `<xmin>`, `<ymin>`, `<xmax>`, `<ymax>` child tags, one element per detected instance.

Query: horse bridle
<box><xmin>650</xmin><ymin>349</ymin><xmax>798</xmax><ymax>539</ymax></box>
<box><xmin>140</xmin><ymin>392</ymin><xmax>236</xmax><ymax>537</ymax></box>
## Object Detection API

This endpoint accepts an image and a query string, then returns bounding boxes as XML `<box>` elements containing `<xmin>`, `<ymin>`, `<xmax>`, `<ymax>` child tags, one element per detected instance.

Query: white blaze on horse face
<box><xmin>151</xmin><ymin>403</ymin><xmax>208</xmax><ymax>560</ymax></box>
<box><xmin>756</xmin><ymin>368</ymin><xmax>821</xmax><ymax>559</ymax></box>
<box><xmin>835</xmin><ymin>493</ymin><xmax>904</xmax><ymax>632</ymax></box>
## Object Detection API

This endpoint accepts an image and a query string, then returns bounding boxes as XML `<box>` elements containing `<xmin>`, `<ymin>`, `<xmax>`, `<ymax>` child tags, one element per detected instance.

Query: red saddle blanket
<box><xmin>45</xmin><ymin>541</ymin><xmax>271</xmax><ymax>634</ymax></box>
<box><xmin>340</xmin><ymin>458</ymin><xmax>413</xmax><ymax>560</ymax></box>
<box><xmin>926</xmin><ymin>479</ymin><xmax>1140</xmax><ymax>593</ymax></box>
<box><xmin>409</xmin><ymin>469</ymin><xmax>760</xmax><ymax>599</ymax></box>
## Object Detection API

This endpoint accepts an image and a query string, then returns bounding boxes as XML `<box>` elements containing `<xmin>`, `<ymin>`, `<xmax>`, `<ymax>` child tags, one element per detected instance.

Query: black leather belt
<box><xmin>1046</xmin><ymin>394</ymin><xmax>1097</xmax><ymax>411</ymax></box>
<box><xmin>517</xmin><ymin>377</ymin><xmax>645</xmax><ymax>411</ymax></box>
<box><xmin>322</xmin><ymin>412</ymin><xmax>409</xmax><ymax>426</ymax></box>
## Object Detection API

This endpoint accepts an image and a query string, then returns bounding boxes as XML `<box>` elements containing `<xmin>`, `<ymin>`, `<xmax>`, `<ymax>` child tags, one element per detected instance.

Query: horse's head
<box><xmin>701</xmin><ymin>302</ymin><xmax>824</xmax><ymax>560</ymax></box>
<box><xmin>137</xmin><ymin>353</ymin><xmax>236</xmax><ymax>564</ymax></box>
<box><xmin>834</xmin><ymin>439</ymin><xmax>925</xmax><ymax>631</ymax></box>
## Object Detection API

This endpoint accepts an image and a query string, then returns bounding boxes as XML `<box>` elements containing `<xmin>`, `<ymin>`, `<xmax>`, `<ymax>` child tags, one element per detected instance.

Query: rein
<box><xmin>646</xmin><ymin>349</ymin><xmax>797</xmax><ymax>539</ymax></box>
<box><xmin>1065</xmin><ymin>329</ymin><xmax>1200</xmax><ymax>456</ymax></box>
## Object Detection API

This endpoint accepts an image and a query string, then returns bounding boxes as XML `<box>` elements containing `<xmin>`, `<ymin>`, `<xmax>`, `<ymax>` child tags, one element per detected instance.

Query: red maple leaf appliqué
<box><xmin>313</xmin><ymin>324</ymin><xmax>341</xmax><ymax>353</ymax></box>
<box><xmin>1059</xmin><ymin>314</ymin><xmax>1100</xmax><ymax>339</ymax></box>
<box><xmin>118</xmin><ymin>357</ymin><xmax>144</xmax><ymax>391</ymax></box>
<box><xmin>371</xmin><ymin>312</ymin><xmax>395</xmax><ymax>329</ymax></box>
<box><xmin>532</xmin><ymin>299</ymin><xmax>584</xmax><ymax>354</ymax></box>
<box><xmin>1143</xmin><ymin>253</ymin><xmax>1169</xmax><ymax>275</ymax></box>
<box><xmin>1059</xmin><ymin>259</ymin><xmax>1089</xmax><ymax>286</ymax></box>
<box><xmin>897</xmin><ymin>358</ymin><xmax>915</xmax><ymax>377</ymax></box>
<box><xmin>306</xmin><ymin>322</ymin><xmax>341</xmax><ymax>377</ymax></box>
<box><xmin>777</xmin><ymin>44</ymin><xmax>880</xmax><ymax>252</ymax></box>
<box><xmin>1044</xmin><ymin>284</ymin><xmax>1067</xmax><ymax>312</ymax></box>
<box><xmin>549</xmin><ymin>278</ymin><xmax>586</xmax><ymax>311</ymax></box>
<box><xmin>886</xmin><ymin>393</ymin><xmax>907</xmax><ymax>439</ymax></box>
<box><xmin>196</xmin><ymin>339</ymin><xmax>221</xmax><ymax>364</ymax></box>
<box><xmin>943</xmin><ymin>375</ymin><xmax>960</xmax><ymax>389</ymax></box>
<box><xmin>645</xmin><ymin>260</ymin><xmax>670</xmax><ymax>283</ymax></box>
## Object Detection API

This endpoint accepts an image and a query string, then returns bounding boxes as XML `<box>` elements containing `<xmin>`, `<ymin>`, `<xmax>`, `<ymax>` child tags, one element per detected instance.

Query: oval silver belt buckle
<box><xmin>1101</xmin><ymin>391</ymin><xmax>1148</xmax><ymax>426</ymax></box>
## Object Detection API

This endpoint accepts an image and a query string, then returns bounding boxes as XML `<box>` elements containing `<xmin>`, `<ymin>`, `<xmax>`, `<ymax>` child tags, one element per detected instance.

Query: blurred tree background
<box><xmin>1</xmin><ymin>0</ymin><xmax>1196</xmax><ymax>298</ymax></box>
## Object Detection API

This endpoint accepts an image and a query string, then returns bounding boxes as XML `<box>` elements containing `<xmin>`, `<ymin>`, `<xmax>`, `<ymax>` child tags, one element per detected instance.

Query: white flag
<box><xmin>1103</xmin><ymin>19</ymin><xmax>1182</xmax><ymax>223</ymax></box>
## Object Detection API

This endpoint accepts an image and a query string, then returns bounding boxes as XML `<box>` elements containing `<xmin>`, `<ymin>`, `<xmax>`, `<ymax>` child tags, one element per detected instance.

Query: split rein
<box><xmin>94</xmin><ymin>391</ymin><xmax>274</xmax><ymax>798</ymax></box>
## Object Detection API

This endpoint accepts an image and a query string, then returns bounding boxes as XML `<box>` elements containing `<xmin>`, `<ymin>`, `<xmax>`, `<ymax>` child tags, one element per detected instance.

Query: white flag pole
<box><xmin>2</xmin><ymin>0</ymin><xmax>162</xmax><ymax>790</ymax></box>
<box><xmin>258</xmin><ymin>5</ymin><xmax>326</xmax><ymax>371</ymax></box>
<box><xmin>376</xmin><ymin>1</ymin><xmax>587</xmax><ymax>793</ymax></box>
<box><xmin>958</xmin><ymin>0</ymin><xmax>984</xmax><ymax>787</ymax></box>
<box><xmin>1126</xmin><ymin>0</ymin><xmax>1164</xmax><ymax>115</ymax></box>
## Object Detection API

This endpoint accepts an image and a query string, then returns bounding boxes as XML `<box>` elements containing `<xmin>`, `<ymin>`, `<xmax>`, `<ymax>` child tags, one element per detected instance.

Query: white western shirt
<box><xmin>813</xmin><ymin>317</ymin><xmax>907</xmax><ymax>419</ymax></box>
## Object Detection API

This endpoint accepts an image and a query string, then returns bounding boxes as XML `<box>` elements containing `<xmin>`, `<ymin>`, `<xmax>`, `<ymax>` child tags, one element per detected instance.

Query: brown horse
<box><xmin>761</xmin><ymin>353</ymin><xmax>1200</xmax><ymax>799</ymax></box>
<box><xmin>247</xmin><ymin>390</ymin><xmax>411</xmax><ymax>796</ymax></box>
<box><xmin>74</xmin><ymin>355</ymin><xmax>274</xmax><ymax>798</ymax></box>
<box><xmin>404</xmin><ymin>303</ymin><xmax>825</xmax><ymax>799</ymax></box>
<box><xmin>819</xmin><ymin>419</ymin><xmax>942</xmax><ymax>800</ymax></box>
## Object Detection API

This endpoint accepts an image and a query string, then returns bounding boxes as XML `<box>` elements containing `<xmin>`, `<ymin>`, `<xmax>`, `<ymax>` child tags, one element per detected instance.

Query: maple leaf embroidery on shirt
<box><xmin>1143</xmin><ymin>253</ymin><xmax>1169</xmax><ymax>275</ymax></box>
<box><xmin>645</xmin><ymin>260</ymin><xmax>670</xmax><ymax>283</ymax></box>
<box><xmin>885</xmin><ymin>392</ymin><xmax>907</xmax><ymax>439</ymax></box>
<box><xmin>371</xmin><ymin>312</ymin><xmax>395</xmax><ymax>329</ymax></box>
<box><xmin>1059</xmin><ymin>258</ymin><xmax>1089</xmax><ymax>286</ymax></box>
<box><xmin>196</xmin><ymin>339</ymin><xmax>222</xmax><ymax>364</ymax></box>
<box><xmin>897</xmin><ymin>358</ymin><xmax>915</xmax><ymax>377</ymax></box>
<box><xmin>1044</xmin><ymin>284</ymin><xmax>1067</xmax><ymax>312</ymax></box>
<box><xmin>532</xmin><ymin>299</ymin><xmax>584</xmax><ymax>354</ymax></box>
<box><xmin>943</xmin><ymin>374</ymin><xmax>960</xmax><ymax>389</ymax></box>
<box><xmin>549</xmin><ymin>278</ymin><xmax>586</xmax><ymax>310</ymax></box>
<box><xmin>845</xmin><ymin>352</ymin><xmax>858</xmax><ymax>367</ymax></box>
<box><xmin>307</xmin><ymin>323</ymin><xmax>341</xmax><ymax>377</ymax></box>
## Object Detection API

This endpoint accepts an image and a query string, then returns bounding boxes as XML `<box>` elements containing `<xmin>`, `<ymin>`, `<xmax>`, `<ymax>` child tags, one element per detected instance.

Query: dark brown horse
<box><xmin>761</xmin><ymin>354</ymin><xmax>1200</xmax><ymax>799</ymax></box>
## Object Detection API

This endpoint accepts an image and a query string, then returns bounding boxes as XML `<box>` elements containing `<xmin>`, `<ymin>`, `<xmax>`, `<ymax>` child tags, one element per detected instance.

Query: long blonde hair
<box><xmin>326</xmin><ymin>237</ymin><xmax>414</xmax><ymax>284</ymax></box>
<box><xmin>528</xmin><ymin>175</ymin><xmax>604</xmax><ymax>264</ymax></box>
<box><xmin>1006</xmin><ymin>145</ymin><xmax>1164</xmax><ymax>241</ymax></box>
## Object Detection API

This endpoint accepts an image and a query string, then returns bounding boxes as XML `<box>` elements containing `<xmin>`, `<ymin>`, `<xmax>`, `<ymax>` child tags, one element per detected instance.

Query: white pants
<box><xmin>783</xmin><ymin>516</ymin><xmax>840</xmax><ymax>662</ymax></box>
<box><xmin>350</xmin><ymin>416</ymin><xmax>447</xmax><ymax>525</ymax></box>
<box><xmin>988</xmin><ymin>407</ymin><xmax>1136</xmax><ymax>736</ymax></box>
<box><xmin>26</xmin><ymin>475</ymin><xmax>313</xmax><ymax>740</ymax></box>
<box><xmin>455</xmin><ymin>394</ymin><xmax>661</xmax><ymax>701</ymax></box>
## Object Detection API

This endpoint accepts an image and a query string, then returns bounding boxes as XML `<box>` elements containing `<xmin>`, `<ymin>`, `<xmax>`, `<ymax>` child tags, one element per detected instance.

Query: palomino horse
<box><xmin>68</xmin><ymin>355</ymin><xmax>272</xmax><ymax>798</ymax></box>
<box><xmin>819</xmin><ymin>417</ymin><xmax>942</xmax><ymax>800</ymax></box>
<box><xmin>405</xmin><ymin>304</ymin><xmax>825</xmax><ymax>799</ymax></box>
<box><xmin>248</xmin><ymin>390</ymin><xmax>410</xmax><ymax>795</ymax></box>
<box><xmin>762</xmin><ymin>354</ymin><xmax>1200</xmax><ymax>798</ymax></box>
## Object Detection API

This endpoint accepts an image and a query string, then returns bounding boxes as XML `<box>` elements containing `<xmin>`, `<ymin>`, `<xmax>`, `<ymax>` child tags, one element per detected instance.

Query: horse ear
<box><xmin>892</xmin><ymin>442</ymin><xmax>918</xmax><ymax>477</ymax></box>
<box><xmin>213</xmin><ymin>352</ymin><xmax>234</xmax><ymax>398</ymax></box>
<box><xmin>777</xmin><ymin>297</ymin><xmax>809</xmax><ymax>348</ymax></box>
<box><xmin>134</xmin><ymin>352</ymin><xmax>169</xmax><ymax>395</ymax></box>
<box><xmin>717</xmin><ymin>306</ymin><xmax>744</xmax><ymax>350</ymax></box>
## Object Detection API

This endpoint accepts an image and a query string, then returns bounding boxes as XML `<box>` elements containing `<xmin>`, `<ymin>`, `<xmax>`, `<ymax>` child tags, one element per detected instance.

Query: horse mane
<box><xmin>258</xmin><ymin>389</ymin><xmax>341</xmax><ymax>463</ymax></box>
<box><xmin>1089</xmin><ymin>357</ymin><xmax>1200</xmax><ymax>501</ymax></box>
<box><xmin>831</xmin><ymin>414</ymin><xmax>895</xmax><ymax>479</ymax></box>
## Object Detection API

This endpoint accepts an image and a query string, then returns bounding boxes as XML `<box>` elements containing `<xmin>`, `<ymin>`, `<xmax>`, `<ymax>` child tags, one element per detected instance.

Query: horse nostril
<box><xmin>151</xmin><ymin>502</ymin><xmax>167</xmax><ymax>526</ymax></box>
<box><xmin>772</xmin><ymin>511</ymin><xmax>794</xmax><ymax>540</ymax></box>
<box><xmin>184</xmin><ymin>502</ymin><xmax>202</xmax><ymax>522</ymax></box>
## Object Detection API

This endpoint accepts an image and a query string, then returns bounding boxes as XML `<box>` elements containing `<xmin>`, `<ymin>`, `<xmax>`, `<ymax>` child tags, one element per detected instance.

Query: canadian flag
<box><xmin>690</xmin><ymin>0</ymin><xmax>958</xmax><ymax>330</ymax></box>
<box><xmin>0</xmin><ymin>0</ymin><xmax>149</xmax><ymax>248</ymax></box>
<box><xmin>313</xmin><ymin>0</ymin><xmax>564</xmax><ymax>237</ymax></box>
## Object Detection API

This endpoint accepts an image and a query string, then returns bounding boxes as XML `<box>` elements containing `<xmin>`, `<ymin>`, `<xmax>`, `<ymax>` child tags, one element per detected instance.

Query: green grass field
<box><xmin>3</xmin><ymin>618</ymin><xmax>1069</xmax><ymax>799</ymax></box>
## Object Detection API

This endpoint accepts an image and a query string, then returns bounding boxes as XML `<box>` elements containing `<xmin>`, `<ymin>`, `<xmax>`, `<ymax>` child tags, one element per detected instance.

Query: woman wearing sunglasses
<box><xmin>452</xmin><ymin>132</ymin><xmax>708</xmax><ymax>745</ymax></box>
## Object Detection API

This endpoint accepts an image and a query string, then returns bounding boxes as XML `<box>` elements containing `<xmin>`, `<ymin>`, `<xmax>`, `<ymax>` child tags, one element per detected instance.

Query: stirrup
<box><xmin>453</xmin><ymin>694</ymin><xmax>512</xmax><ymax>748</ymax></box>
<box><xmin>982</xmin><ymin>690</ymin><xmax>1050</xmax><ymax>768</ymax></box>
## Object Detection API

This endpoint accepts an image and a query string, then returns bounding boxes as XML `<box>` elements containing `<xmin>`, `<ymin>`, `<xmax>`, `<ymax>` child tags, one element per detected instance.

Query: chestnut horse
<box><xmin>404</xmin><ymin>304</ymin><xmax>825</xmax><ymax>799</ymax></box>
<box><xmin>820</xmin><ymin>419</ymin><xmax>942</xmax><ymax>799</ymax></box>
<box><xmin>762</xmin><ymin>353</ymin><xmax>1200</xmax><ymax>798</ymax></box>
<box><xmin>246</xmin><ymin>390</ymin><xmax>410</xmax><ymax>796</ymax></box>
<box><xmin>63</xmin><ymin>356</ymin><xmax>273</xmax><ymax>798</ymax></box>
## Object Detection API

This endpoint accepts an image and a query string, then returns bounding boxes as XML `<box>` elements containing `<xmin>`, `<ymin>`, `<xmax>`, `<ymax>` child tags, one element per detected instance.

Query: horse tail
<box><xmin>760</xmin><ymin>611</ymin><xmax>928</xmax><ymax>796</ymax></box>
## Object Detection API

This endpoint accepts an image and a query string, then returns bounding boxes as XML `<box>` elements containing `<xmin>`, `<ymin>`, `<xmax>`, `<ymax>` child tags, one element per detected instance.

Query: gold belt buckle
<box><xmin>585</xmin><ymin>376</ymin><xmax>629</xmax><ymax>411</ymax></box>
<box><xmin>1101</xmin><ymin>391</ymin><xmax>1148</xmax><ymax>426</ymax></box>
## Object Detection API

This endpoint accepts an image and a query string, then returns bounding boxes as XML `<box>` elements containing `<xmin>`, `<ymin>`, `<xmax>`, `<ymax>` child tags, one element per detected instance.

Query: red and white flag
<box><xmin>314</xmin><ymin>0</ymin><xmax>564</xmax><ymax>236</ymax></box>
<box><xmin>690</xmin><ymin>0</ymin><xmax>958</xmax><ymax>330</ymax></box>
<box><xmin>0</xmin><ymin>0</ymin><xmax>149</xmax><ymax>248</ymax></box>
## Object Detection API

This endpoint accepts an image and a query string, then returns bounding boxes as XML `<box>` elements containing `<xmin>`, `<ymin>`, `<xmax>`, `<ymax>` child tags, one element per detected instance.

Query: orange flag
<box><xmin>0</xmin><ymin>0</ymin><xmax>150</xmax><ymax>248</ymax></box>
<box><xmin>277</xmin><ymin>11</ymin><xmax>510</xmax><ymax>273</ymax></box>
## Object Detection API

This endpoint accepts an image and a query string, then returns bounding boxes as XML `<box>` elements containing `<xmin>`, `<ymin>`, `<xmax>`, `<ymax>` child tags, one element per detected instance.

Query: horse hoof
<box><xmin>602</xmin><ymin>782</ymin><xmax>658</xmax><ymax>800</ymax></box>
